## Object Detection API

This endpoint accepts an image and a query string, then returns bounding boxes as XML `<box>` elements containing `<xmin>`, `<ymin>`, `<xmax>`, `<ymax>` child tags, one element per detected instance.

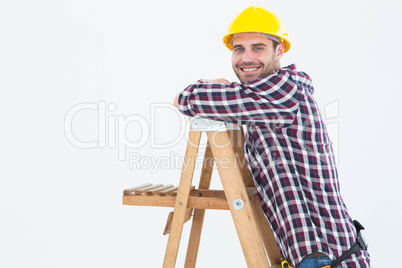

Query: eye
<box><xmin>233</xmin><ymin>47</ymin><xmax>244</xmax><ymax>53</ymax></box>
<box><xmin>254</xmin><ymin>46</ymin><xmax>264</xmax><ymax>51</ymax></box>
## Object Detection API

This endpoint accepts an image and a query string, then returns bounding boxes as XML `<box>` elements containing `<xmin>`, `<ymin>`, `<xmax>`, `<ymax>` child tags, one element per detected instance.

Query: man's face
<box><xmin>231</xmin><ymin>33</ymin><xmax>282</xmax><ymax>83</ymax></box>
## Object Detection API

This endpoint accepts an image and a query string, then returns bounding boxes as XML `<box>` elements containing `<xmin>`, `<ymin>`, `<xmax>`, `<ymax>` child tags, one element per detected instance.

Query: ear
<box><xmin>275</xmin><ymin>43</ymin><xmax>285</xmax><ymax>68</ymax></box>
<box><xmin>275</xmin><ymin>42</ymin><xmax>285</xmax><ymax>63</ymax></box>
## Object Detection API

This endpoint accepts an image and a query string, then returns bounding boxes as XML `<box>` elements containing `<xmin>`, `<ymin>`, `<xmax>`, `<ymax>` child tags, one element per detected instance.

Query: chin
<box><xmin>241</xmin><ymin>75</ymin><xmax>258</xmax><ymax>83</ymax></box>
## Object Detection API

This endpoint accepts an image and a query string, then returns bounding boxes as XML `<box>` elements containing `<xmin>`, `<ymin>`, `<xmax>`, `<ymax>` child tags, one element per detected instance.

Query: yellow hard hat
<box><xmin>223</xmin><ymin>6</ymin><xmax>291</xmax><ymax>53</ymax></box>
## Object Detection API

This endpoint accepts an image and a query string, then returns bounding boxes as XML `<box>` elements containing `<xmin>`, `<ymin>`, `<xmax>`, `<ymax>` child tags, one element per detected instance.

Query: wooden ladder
<box><xmin>123</xmin><ymin>118</ymin><xmax>282</xmax><ymax>267</ymax></box>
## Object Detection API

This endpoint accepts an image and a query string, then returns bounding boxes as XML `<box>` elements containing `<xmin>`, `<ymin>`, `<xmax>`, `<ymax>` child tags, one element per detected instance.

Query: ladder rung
<box><xmin>122</xmin><ymin>186</ymin><xmax>258</xmax><ymax>210</ymax></box>
<box><xmin>122</xmin><ymin>193</ymin><xmax>230</xmax><ymax>210</ymax></box>
<box><xmin>159</xmin><ymin>186</ymin><xmax>179</xmax><ymax>196</ymax></box>
<box><xmin>123</xmin><ymin>183</ymin><xmax>153</xmax><ymax>195</ymax></box>
<box><xmin>147</xmin><ymin>184</ymin><xmax>174</xmax><ymax>195</ymax></box>
<box><xmin>135</xmin><ymin>184</ymin><xmax>163</xmax><ymax>195</ymax></box>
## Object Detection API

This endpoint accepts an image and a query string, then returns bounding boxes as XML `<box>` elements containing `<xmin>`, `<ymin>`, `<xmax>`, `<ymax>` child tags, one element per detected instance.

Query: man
<box><xmin>173</xmin><ymin>6</ymin><xmax>370</xmax><ymax>268</ymax></box>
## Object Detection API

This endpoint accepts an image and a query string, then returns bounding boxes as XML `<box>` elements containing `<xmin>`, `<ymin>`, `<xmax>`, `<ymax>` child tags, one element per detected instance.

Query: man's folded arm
<box><xmin>177</xmin><ymin>70</ymin><xmax>299</xmax><ymax>127</ymax></box>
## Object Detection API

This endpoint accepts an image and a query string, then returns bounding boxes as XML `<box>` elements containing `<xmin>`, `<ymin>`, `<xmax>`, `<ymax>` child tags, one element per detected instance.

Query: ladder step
<box><xmin>122</xmin><ymin>184</ymin><xmax>259</xmax><ymax>210</ymax></box>
<box><xmin>147</xmin><ymin>184</ymin><xmax>174</xmax><ymax>195</ymax></box>
<box><xmin>159</xmin><ymin>186</ymin><xmax>179</xmax><ymax>196</ymax></box>
<box><xmin>135</xmin><ymin>184</ymin><xmax>164</xmax><ymax>195</ymax></box>
<box><xmin>124</xmin><ymin>184</ymin><xmax>180</xmax><ymax>196</ymax></box>
<box><xmin>123</xmin><ymin>183</ymin><xmax>153</xmax><ymax>195</ymax></box>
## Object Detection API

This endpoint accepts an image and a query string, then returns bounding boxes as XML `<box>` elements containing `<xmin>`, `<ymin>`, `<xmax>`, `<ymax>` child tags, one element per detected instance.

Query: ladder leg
<box><xmin>206</xmin><ymin>131</ymin><xmax>270</xmax><ymax>268</ymax></box>
<box><xmin>230</xmin><ymin>128</ymin><xmax>283</xmax><ymax>265</ymax></box>
<box><xmin>184</xmin><ymin>141</ymin><xmax>214</xmax><ymax>268</ymax></box>
<box><xmin>163</xmin><ymin>129</ymin><xmax>202</xmax><ymax>268</ymax></box>
<box><xmin>251</xmin><ymin>196</ymin><xmax>282</xmax><ymax>266</ymax></box>
<box><xmin>228</xmin><ymin>129</ymin><xmax>255</xmax><ymax>187</ymax></box>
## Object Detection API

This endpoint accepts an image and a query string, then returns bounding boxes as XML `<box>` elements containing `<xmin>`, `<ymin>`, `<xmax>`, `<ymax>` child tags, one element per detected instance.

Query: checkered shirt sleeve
<box><xmin>178</xmin><ymin>68</ymin><xmax>299</xmax><ymax>126</ymax></box>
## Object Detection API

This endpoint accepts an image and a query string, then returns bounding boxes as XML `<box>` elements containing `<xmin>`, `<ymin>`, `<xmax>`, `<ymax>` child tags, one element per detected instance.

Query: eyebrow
<box><xmin>233</xmin><ymin>43</ymin><xmax>267</xmax><ymax>50</ymax></box>
<box><xmin>251</xmin><ymin>43</ymin><xmax>267</xmax><ymax>47</ymax></box>
<box><xmin>233</xmin><ymin>44</ymin><xmax>243</xmax><ymax>50</ymax></box>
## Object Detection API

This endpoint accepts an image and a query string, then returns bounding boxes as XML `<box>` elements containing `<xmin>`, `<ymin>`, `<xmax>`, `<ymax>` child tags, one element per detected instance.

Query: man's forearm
<box><xmin>173</xmin><ymin>78</ymin><xmax>230</xmax><ymax>110</ymax></box>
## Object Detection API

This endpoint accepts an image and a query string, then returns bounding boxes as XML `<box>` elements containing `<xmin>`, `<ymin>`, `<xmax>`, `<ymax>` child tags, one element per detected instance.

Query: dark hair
<box><xmin>272</xmin><ymin>40</ymin><xmax>279</xmax><ymax>50</ymax></box>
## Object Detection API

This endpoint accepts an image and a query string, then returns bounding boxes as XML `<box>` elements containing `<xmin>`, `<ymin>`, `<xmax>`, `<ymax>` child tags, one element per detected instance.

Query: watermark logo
<box><xmin>64</xmin><ymin>101</ymin><xmax>187</xmax><ymax>161</ymax></box>
<box><xmin>64</xmin><ymin>99</ymin><xmax>340</xmax><ymax>171</ymax></box>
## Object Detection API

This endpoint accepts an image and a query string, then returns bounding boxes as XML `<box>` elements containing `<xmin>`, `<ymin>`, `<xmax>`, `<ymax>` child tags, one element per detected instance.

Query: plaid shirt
<box><xmin>178</xmin><ymin>64</ymin><xmax>370</xmax><ymax>267</ymax></box>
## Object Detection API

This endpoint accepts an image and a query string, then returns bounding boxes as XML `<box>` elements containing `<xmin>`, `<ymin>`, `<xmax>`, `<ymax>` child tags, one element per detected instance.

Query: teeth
<box><xmin>242</xmin><ymin>68</ymin><xmax>258</xmax><ymax>72</ymax></box>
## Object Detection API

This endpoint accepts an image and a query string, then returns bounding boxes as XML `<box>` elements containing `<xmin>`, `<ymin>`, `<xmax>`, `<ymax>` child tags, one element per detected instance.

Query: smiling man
<box><xmin>173</xmin><ymin>6</ymin><xmax>370</xmax><ymax>268</ymax></box>
<box><xmin>231</xmin><ymin>32</ymin><xmax>282</xmax><ymax>83</ymax></box>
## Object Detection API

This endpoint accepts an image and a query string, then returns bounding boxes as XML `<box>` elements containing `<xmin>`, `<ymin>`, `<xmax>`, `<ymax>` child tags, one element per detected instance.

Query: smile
<box><xmin>240</xmin><ymin>67</ymin><xmax>260</xmax><ymax>72</ymax></box>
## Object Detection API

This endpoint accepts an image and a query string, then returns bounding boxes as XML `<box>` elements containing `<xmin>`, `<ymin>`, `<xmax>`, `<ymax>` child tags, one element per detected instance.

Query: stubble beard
<box><xmin>234</xmin><ymin>53</ymin><xmax>277</xmax><ymax>84</ymax></box>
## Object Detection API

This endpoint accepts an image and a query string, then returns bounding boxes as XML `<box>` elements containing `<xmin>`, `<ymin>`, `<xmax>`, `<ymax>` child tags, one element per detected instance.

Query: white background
<box><xmin>1</xmin><ymin>0</ymin><xmax>400</xmax><ymax>267</ymax></box>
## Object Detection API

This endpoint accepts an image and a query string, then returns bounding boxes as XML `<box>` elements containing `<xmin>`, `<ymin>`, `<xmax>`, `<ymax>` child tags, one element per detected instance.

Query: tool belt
<box><xmin>281</xmin><ymin>220</ymin><xmax>368</xmax><ymax>268</ymax></box>
<box><xmin>328</xmin><ymin>220</ymin><xmax>368</xmax><ymax>268</ymax></box>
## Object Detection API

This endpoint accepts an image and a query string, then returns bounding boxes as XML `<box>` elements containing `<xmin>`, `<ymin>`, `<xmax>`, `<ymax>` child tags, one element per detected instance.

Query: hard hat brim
<box><xmin>223</xmin><ymin>32</ymin><xmax>291</xmax><ymax>53</ymax></box>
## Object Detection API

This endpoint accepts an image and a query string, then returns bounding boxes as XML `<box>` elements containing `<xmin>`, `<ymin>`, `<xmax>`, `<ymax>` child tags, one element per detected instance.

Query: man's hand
<box><xmin>173</xmin><ymin>78</ymin><xmax>231</xmax><ymax>110</ymax></box>
<box><xmin>173</xmin><ymin>92</ymin><xmax>180</xmax><ymax>109</ymax></box>
<box><xmin>200</xmin><ymin>78</ymin><xmax>230</xmax><ymax>85</ymax></box>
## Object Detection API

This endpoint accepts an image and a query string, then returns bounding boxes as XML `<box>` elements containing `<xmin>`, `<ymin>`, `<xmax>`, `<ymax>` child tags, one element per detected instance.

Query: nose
<box><xmin>241</xmin><ymin>49</ymin><xmax>253</xmax><ymax>63</ymax></box>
